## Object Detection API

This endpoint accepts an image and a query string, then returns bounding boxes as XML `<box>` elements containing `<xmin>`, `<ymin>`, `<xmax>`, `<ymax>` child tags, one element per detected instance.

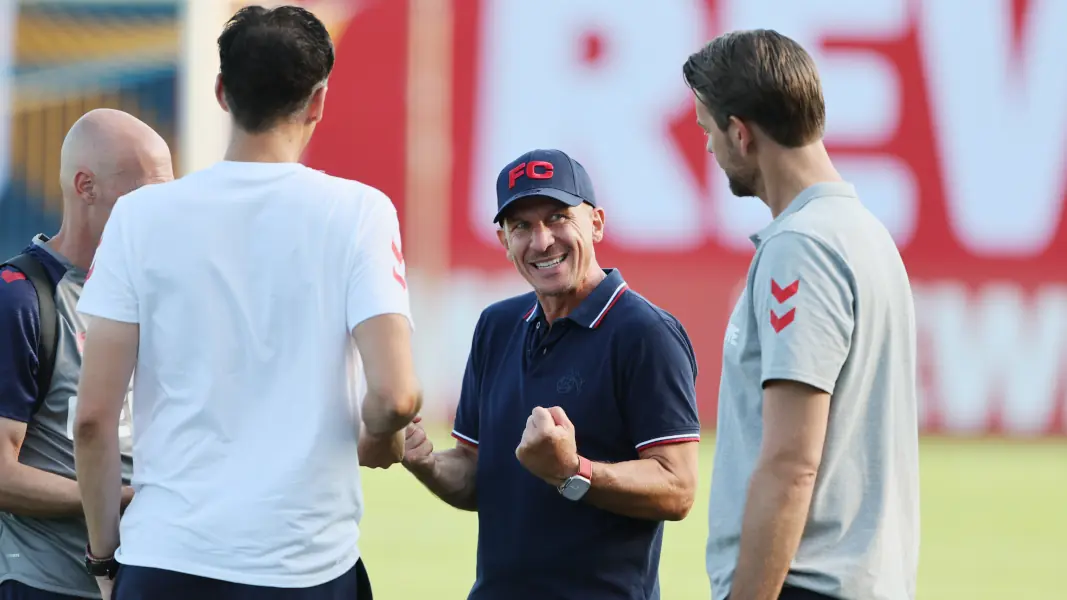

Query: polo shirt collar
<box><xmin>30</xmin><ymin>233</ymin><xmax>83</xmax><ymax>279</ymax></box>
<box><xmin>749</xmin><ymin>181</ymin><xmax>857</xmax><ymax>248</ymax></box>
<box><xmin>523</xmin><ymin>268</ymin><xmax>629</xmax><ymax>329</ymax></box>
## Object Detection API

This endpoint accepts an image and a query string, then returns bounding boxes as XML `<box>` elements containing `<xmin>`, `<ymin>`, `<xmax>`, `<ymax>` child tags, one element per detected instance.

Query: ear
<box><xmin>306</xmin><ymin>84</ymin><xmax>328</xmax><ymax>125</ymax></box>
<box><xmin>73</xmin><ymin>170</ymin><xmax>96</xmax><ymax>205</ymax></box>
<box><xmin>729</xmin><ymin>115</ymin><xmax>755</xmax><ymax>156</ymax></box>
<box><xmin>590</xmin><ymin>207</ymin><xmax>605</xmax><ymax>243</ymax></box>
<box><xmin>215</xmin><ymin>74</ymin><xmax>230</xmax><ymax>113</ymax></box>
<box><xmin>496</xmin><ymin>226</ymin><xmax>510</xmax><ymax>258</ymax></box>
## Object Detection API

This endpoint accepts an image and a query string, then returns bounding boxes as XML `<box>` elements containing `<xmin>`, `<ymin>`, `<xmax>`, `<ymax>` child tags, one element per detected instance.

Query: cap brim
<box><xmin>493</xmin><ymin>188</ymin><xmax>587</xmax><ymax>223</ymax></box>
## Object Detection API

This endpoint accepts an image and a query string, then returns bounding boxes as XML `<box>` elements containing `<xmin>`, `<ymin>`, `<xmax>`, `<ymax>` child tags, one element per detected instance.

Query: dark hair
<box><xmin>683</xmin><ymin>29</ymin><xmax>824</xmax><ymax>148</ymax></box>
<box><xmin>217</xmin><ymin>5</ymin><xmax>335</xmax><ymax>133</ymax></box>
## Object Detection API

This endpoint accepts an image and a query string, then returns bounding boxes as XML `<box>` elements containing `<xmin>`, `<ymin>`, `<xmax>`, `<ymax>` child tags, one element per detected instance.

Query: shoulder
<box><xmin>472</xmin><ymin>291</ymin><xmax>538</xmax><ymax>340</ymax></box>
<box><xmin>480</xmin><ymin>291</ymin><xmax>538</xmax><ymax>324</ymax></box>
<box><xmin>115</xmin><ymin>179</ymin><xmax>176</xmax><ymax>208</ymax></box>
<box><xmin>0</xmin><ymin>263</ymin><xmax>42</xmax><ymax>332</ymax></box>
<box><xmin>755</xmin><ymin>228</ymin><xmax>851</xmax><ymax>275</ymax></box>
<box><xmin>770</xmin><ymin>195</ymin><xmax>884</xmax><ymax>259</ymax></box>
<box><xmin>107</xmin><ymin>180</ymin><xmax>179</xmax><ymax>228</ymax></box>
<box><xmin>1</xmin><ymin>245</ymin><xmax>65</xmax><ymax>311</ymax></box>
<box><xmin>299</xmin><ymin>169</ymin><xmax>398</xmax><ymax>212</ymax></box>
<box><xmin>610</xmin><ymin>289</ymin><xmax>695</xmax><ymax>355</ymax></box>
<box><xmin>614</xmin><ymin>289</ymin><xmax>688</xmax><ymax>336</ymax></box>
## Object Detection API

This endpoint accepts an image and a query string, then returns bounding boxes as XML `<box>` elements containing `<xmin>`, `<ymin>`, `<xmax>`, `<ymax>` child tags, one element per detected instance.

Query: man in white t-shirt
<box><xmin>71</xmin><ymin>6</ymin><xmax>421</xmax><ymax>600</ymax></box>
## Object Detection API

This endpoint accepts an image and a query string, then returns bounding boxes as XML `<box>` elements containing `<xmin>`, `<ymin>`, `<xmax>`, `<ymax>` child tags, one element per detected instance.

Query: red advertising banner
<box><xmin>303</xmin><ymin>0</ymin><xmax>1067</xmax><ymax>436</ymax></box>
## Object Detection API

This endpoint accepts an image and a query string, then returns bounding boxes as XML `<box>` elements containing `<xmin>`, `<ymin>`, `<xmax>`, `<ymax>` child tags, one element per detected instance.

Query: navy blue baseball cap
<box><xmin>493</xmin><ymin>149</ymin><xmax>597</xmax><ymax>223</ymax></box>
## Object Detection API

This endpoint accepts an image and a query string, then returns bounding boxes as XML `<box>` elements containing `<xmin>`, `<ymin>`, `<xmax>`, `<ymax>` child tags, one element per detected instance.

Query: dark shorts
<box><xmin>727</xmin><ymin>586</ymin><xmax>837</xmax><ymax>600</ymax></box>
<box><xmin>112</xmin><ymin>558</ymin><xmax>372</xmax><ymax>600</ymax></box>
<box><xmin>0</xmin><ymin>581</ymin><xmax>84</xmax><ymax>600</ymax></box>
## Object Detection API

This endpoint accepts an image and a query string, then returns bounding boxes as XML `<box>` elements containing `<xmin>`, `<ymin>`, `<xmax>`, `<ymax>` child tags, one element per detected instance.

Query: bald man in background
<box><xmin>0</xmin><ymin>109</ymin><xmax>173</xmax><ymax>600</ymax></box>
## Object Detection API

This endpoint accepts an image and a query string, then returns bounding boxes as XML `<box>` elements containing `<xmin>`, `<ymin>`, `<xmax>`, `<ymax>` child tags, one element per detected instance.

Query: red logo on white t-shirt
<box><xmin>391</xmin><ymin>239</ymin><xmax>407</xmax><ymax>290</ymax></box>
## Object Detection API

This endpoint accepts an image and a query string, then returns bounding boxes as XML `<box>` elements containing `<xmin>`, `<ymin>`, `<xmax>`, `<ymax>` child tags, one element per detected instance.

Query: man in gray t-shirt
<box><xmin>0</xmin><ymin>109</ymin><xmax>172</xmax><ymax>599</ymax></box>
<box><xmin>684</xmin><ymin>31</ymin><xmax>919</xmax><ymax>600</ymax></box>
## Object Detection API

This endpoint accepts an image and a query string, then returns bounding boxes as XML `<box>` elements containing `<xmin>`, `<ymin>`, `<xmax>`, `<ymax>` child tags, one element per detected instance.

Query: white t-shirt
<box><xmin>77</xmin><ymin>160</ymin><xmax>412</xmax><ymax>588</ymax></box>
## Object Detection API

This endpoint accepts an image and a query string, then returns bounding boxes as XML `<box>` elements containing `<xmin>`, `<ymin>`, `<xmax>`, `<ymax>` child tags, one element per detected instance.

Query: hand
<box><xmin>401</xmin><ymin>416</ymin><xmax>436</xmax><ymax>473</ymax></box>
<box><xmin>358</xmin><ymin>423</ymin><xmax>405</xmax><ymax>469</ymax></box>
<box><xmin>95</xmin><ymin>576</ymin><xmax>114</xmax><ymax>600</ymax></box>
<box><xmin>120</xmin><ymin>486</ymin><xmax>134</xmax><ymax>514</ymax></box>
<box><xmin>515</xmin><ymin>406</ymin><xmax>580</xmax><ymax>487</ymax></box>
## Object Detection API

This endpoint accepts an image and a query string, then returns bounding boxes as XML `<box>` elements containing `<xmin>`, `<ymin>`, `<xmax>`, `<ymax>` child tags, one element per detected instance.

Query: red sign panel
<box><xmin>305</xmin><ymin>0</ymin><xmax>1067</xmax><ymax>436</ymax></box>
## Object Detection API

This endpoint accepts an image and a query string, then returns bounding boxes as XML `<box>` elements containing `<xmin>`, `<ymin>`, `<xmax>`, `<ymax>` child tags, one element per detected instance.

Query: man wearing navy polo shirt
<box><xmin>402</xmin><ymin>149</ymin><xmax>702</xmax><ymax>599</ymax></box>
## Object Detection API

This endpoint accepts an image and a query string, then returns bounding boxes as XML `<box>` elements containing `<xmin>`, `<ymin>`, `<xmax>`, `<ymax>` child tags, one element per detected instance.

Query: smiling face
<box><xmin>496</xmin><ymin>196</ymin><xmax>605</xmax><ymax>297</ymax></box>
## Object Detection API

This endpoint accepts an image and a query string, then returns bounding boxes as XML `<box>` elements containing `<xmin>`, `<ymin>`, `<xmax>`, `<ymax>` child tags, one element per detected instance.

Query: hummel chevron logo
<box><xmin>770</xmin><ymin>278</ymin><xmax>799</xmax><ymax>303</ymax></box>
<box><xmin>391</xmin><ymin>239</ymin><xmax>407</xmax><ymax>290</ymax></box>
<box><xmin>770</xmin><ymin>308</ymin><xmax>795</xmax><ymax>333</ymax></box>
<box><xmin>770</xmin><ymin>278</ymin><xmax>798</xmax><ymax>333</ymax></box>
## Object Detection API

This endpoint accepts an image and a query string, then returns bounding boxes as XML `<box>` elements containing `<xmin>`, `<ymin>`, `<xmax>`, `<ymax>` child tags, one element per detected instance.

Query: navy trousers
<box><xmin>112</xmin><ymin>558</ymin><xmax>372</xmax><ymax>600</ymax></box>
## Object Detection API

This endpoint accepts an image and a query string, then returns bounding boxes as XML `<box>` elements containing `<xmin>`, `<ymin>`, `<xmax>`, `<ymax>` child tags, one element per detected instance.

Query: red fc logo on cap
<box><xmin>508</xmin><ymin>160</ymin><xmax>554</xmax><ymax>188</ymax></box>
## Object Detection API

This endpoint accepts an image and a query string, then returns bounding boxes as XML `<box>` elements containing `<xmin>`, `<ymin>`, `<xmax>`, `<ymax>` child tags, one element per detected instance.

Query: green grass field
<box><xmin>357</xmin><ymin>428</ymin><xmax>1066</xmax><ymax>599</ymax></box>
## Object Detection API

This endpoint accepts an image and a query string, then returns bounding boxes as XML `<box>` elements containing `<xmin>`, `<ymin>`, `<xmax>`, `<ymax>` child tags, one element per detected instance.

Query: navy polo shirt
<box><xmin>451</xmin><ymin>268</ymin><xmax>701</xmax><ymax>600</ymax></box>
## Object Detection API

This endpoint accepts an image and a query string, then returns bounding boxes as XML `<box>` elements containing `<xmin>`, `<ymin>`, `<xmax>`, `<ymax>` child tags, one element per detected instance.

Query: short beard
<box><xmin>727</xmin><ymin>174</ymin><xmax>758</xmax><ymax>198</ymax></box>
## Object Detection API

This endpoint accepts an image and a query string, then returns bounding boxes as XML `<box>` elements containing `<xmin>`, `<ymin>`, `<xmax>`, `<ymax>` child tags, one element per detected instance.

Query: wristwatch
<box><xmin>558</xmin><ymin>455</ymin><xmax>593</xmax><ymax>501</ymax></box>
<box><xmin>84</xmin><ymin>544</ymin><xmax>119</xmax><ymax>580</ymax></box>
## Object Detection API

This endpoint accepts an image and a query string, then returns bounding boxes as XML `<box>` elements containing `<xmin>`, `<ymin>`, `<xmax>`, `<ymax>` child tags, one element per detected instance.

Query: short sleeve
<box><xmin>0</xmin><ymin>266</ymin><xmax>42</xmax><ymax>423</ymax></box>
<box><xmin>621</xmin><ymin>318</ymin><xmax>702</xmax><ymax>452</ymax></box>
<box><xmin>752</xmin><ymin>232</ymin><xmax>855</xmax><ymax>394</ymax></box>
<box><xmin>451</xmin><ymin>313</ymin><xmax>485</xmax><ymax>447</ymax></box>
<box><xmin>77</xmin><ymin>198</ymin><xmax>139</xmax><ymax>323</ymax></box>
<box><xmin>346</xmin><ymin>190</ymin><xmax>413</xmax><ymax>332</ymax></box>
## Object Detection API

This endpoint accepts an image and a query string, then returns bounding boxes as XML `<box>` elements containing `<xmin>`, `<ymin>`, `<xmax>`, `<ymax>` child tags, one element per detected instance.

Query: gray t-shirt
<box><xmin>707</xmin><ymin>183</ymin><xmax>920</xmax><ymax>600</ymax></box>
<box><xmin>0</xmin><ymin>235</ymin><xmax>134</xmax><ymax>598</ymax></box>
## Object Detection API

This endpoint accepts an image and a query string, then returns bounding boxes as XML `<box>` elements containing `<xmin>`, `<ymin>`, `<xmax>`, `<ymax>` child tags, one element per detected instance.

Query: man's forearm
<box><xmin>0</xmin><ymin>462</ymin><xmax>86</xmax><ymax>518</ymax></box>
<box><xmin>582</xmin><ymin>458</ymin><xmax>694</xmax><ymax>522</ymax></box>
<box><xmin>0</xmin><ymin>462</ymin><xmax>134</xmax><ymax>519</ymax></box>
<box><xmin>73</xmin><ymin>424</ymin><xmax>123</xmax><ymax>557</ymax></box>
<box><xmin>729</xmin><ymin>464</ymin><xmax>817</xmax><ymax>600</ymax></box>
<box><xmin>406</xmin><ymin>449</ymin><xmax>477</xmax><ymax>511</ymax></box>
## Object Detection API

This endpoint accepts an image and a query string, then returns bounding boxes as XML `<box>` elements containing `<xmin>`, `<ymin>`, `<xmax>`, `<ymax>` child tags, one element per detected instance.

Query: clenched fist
<box><xmin>515</xmin><ymin>406</ymin><xmax>580</xmax><ymax>486</ymax></box>
<box><xmin>358</xmin><ymin>423</ymin><xmax>405</xmax><ymax>469</ymax></box>
<box><xmin>401</xmin><ymin>416</ymin><xmax>436</xmax><ymax>473</ymax></box>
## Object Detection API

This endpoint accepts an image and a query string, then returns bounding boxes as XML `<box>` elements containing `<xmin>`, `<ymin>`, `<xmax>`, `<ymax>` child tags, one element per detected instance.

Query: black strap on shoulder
<box><xmin>2</xmin><ymin>253</ymin><xmax>59</xmax><ymax>414</ymax></box>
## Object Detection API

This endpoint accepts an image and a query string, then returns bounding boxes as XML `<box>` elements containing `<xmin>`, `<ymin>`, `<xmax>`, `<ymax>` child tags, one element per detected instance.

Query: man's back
<box><xmin>77</xmin><ymin>160</ymin><xmax>412</xmax><ymax>588</ymax></box>
<box><xmin>710</xmin><ymin>184</ymin><xmax>920</xmax><ymax>600</ymax></box>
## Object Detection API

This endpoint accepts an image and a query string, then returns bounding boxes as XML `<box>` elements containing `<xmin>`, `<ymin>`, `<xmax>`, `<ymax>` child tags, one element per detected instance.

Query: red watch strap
<box><xmin>577</xmin><ymin>455</ymin><xmax>593</xmax><ymax>480</ymax></box>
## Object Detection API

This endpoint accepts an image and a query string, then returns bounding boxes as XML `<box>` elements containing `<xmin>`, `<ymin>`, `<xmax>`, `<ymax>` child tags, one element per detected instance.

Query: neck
<box><xmin>756</xmin><ymin>141</ymin><xmax>842</xmax><ymax>217</ymax></box>
<box><xmin>46</xmin><ymin>213</ymin><xmax>97</xmax><ymax>271</ymax></box>
<box><xmin>224</xmin><ymin>124</ymin><xmax>308</xmax><ymax>164</ymax></box>
<box><xmin>538</xmin><ymin>265</ymin><xmax>607</xmax><ymax>324</ymax></box>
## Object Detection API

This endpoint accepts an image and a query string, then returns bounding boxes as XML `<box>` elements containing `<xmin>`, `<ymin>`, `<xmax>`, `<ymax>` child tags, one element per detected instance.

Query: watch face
<box><xmin>560</xmin><ymin>476</ymin><xmax>591</xmax><ymax>501</ymax></box>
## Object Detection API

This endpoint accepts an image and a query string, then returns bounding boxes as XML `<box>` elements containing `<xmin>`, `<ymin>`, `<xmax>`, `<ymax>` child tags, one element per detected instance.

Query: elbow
<box><xmin>664</xmin><ymin>493</ymin><xmax>695</xmax><ymax>522</ymax></box>
<box><xmin>72</xmin><ymin>412</ymin><xmax>108</xmax><ymax>445</ymax></box>
<box><xmin>390</xmin><ymin>388</ymin><xmax>422</xmax><ymax>422</ymax></box>
<box><xmin>763</xmin><ymin>454</ymin><xmax>820</xmax><ymax>493</ymax></box>
<box><xmin>364</xmin><ymin>385</ymin><xmax>423</xmax><ymax>434</ymax></box>
<box><xmin>383</xmin><ymin>387</ymin><xmax>422</xmax><ymax>428</ymax></box>
<box><xmin>663</xmin><ymin>478</ymin><xmax>697</xmax><ymax>522</ymax></box>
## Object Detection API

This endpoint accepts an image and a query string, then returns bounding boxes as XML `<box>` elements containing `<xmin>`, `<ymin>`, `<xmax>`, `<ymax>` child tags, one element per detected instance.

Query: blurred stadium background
<box><xmin>1</xmin><ymin>0</ymin><xmax>1064</xmax><ymax>598</ymax></box>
